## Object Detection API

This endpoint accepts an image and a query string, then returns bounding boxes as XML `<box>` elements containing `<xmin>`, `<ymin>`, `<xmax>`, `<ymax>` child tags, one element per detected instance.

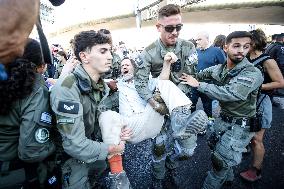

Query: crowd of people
<box><xmin>0</xmin><ymin>1</ymin><xmax>284</xmax><ymax>189</ymax></box>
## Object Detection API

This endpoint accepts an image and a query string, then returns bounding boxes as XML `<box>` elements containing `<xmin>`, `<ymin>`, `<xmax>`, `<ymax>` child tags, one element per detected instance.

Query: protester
<box><xmin>240</xmin><ymin>29</ymin><xmax>284</xmax><ymax>182</ymax></box>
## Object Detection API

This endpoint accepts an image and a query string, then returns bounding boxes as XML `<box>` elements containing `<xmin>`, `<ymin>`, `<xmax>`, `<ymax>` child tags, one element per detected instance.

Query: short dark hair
<box><xmin>225</xmin><ymin>31</ymin><xmax>252</xmax><ymax>45</ymax></box>
<box><xmin>73</xmin><ymin>30</ymin><xmax>112</xmax><ymax>62</ymax></box>
<box><xmin>23</xmin><ymin>38</ymin><xmax>44</xmax><ymax>67</ymax></box>
<box><xmin>250</xmin><ymin>29</ymin><xmax>267</xmax><ymax>51</ymax></box>
<box><xmin>275</xmin><ymin>33</ymin><xmax>284</xmax><ymax>42</ymax></box>
<box><xmin>271</xmin><ymin>34</ymin><xmax>278</xmax><ymax>41</ymax></box>
<box><xmin>158</xmin><ymin>4</ymin><xmax>180</xmax><ymax>20</ymax></box>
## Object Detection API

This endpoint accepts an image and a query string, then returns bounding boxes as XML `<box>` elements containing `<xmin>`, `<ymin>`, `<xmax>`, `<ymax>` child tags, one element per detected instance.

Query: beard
<box><xmin>122</xmin><ymin>73</ymin><xmax>134</xmax><ymax>82</ymax></box>
<box><xmin>227</xmin><ymin>53</ymin><xmax>244</xmax><ymax>64</ymax></box>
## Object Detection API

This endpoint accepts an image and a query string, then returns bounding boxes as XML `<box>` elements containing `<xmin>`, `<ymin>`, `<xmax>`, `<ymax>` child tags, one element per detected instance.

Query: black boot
<box><xmin>171</xmin><ymin>106</ymin><xmax>208</xmax><ymax>138</ymax></box>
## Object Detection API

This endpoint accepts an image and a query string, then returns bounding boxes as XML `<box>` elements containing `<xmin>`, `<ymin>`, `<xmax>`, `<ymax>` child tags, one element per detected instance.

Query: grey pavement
<box><xmin>120</xmin><ymin>99</ymin><xmax>284</xmax><ymax>189</ymax></box>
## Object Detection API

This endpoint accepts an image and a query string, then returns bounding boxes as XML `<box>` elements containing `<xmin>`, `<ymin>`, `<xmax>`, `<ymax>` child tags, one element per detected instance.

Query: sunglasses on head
<box><xmin>160</xmin><ymin>24</ymin><xmax>183</xmax><ymax>33</ymax></box>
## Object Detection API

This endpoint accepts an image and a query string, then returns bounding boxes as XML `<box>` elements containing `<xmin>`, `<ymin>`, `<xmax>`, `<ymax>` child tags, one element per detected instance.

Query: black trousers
<box><xmin>190</xmin><ymin>88</ymin><xmax>212</xmax><ymax>117</ymax></box>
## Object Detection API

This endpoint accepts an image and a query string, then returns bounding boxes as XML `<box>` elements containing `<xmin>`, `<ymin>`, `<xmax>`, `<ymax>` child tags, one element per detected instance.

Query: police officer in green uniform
<box><xmin>0</xmin><ymin>1</ymin><xmax>56</xmax><ymax>188</ymax></box>
<box><xmin>134</xmin><ymin>4</ymin><xmax>198</xmax><ymax>187</ymax></box>
<box><xmin>50</xmin><ymin>30</ymin><xmax>130</xmax><ymax>189</ymax></box>
<box><xmin>1</xmin><ymin>44</ymin><xmax>55</xmax><ymax>189</ymax></box>
<box><xmin>180</xmin><ymin>31</ymin><xmax>264</xmax><ymax>189</ymax></box>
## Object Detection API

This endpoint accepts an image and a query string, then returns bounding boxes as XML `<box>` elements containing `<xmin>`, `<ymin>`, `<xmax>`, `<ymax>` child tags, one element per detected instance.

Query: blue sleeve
<box><xmin>216</xmin><ymin>48</ymin><xmax>226</xmax><ymax>65</ymax></box>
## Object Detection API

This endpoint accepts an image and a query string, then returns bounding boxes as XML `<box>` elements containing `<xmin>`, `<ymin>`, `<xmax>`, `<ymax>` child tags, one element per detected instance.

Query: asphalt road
<box><xmin>122</xmin><ymin>100</ymin><xmax>284</xmax><ymax>189</ymax></box>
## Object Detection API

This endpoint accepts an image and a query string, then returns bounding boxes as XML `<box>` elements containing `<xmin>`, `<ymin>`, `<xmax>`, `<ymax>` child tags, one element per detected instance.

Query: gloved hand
<box><xmin>153</xmin><ymin>90</ymin><xmax>164</xmax><ymax>103</ymax></box>
<box><xmin>148</xmin><ymin>97</ymin><xmax>169</xmax><ymax>115</ymax></box>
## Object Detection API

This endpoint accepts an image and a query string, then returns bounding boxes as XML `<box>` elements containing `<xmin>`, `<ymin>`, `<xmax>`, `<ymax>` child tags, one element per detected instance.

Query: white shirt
<box><xmin>117</xmin><ymin>77</ymin><xmax>157</xmax><ymax>117</ymax></box>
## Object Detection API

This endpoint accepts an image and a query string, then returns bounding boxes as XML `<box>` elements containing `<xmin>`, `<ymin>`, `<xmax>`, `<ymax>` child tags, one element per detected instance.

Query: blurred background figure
<box><xmin>213</xmin><ymin>34</ymin><xmax>226</xmax><ymax>57</ymax></box>
<box><xmin>191</xmin><ymin>31</ymin><xmax>225</xmax><ymax>122</ymax></box>
<box><xmin>54</xmin><ymin>50</ymin><xmax>67</xmax><ymax>79</ymax></box>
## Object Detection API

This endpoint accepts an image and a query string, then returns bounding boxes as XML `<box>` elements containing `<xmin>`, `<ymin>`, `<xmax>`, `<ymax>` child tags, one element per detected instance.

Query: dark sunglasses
<box><xmin>160</xmin><ymin>24</ymin><xmax>183</xmax><ymax>33</ymax></box>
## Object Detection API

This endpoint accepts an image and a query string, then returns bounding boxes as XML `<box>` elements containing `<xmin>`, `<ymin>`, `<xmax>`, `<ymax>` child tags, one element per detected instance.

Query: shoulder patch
<box><xmin>35</xmin><ymin>128</ymin><xmax>50</xmax><ymax>143</ymax></box>
<box><xmin>61</xmin><ymin>74</ymin><xmax>76</xmax><ymax>88</ymax></box>
<box><xmin>40</xmin><ymin>112</ymin><xmax>52</xmax><ymax>125</ymax></box>
<box><xmin>135</xmin><ymin>55</ymin><xmax>144</xmax><ymax>66</ymax></box>
<box><xmin>237</xmin><ymin>76</ymin><xmax>254</xmax><ymax>86</ymax></box>
<box><xmin>58</xmin><ymin>101</ymin><xmax>79</xmax><ymax>114</ymax></box>
<box><xmin>57</xmin><ymin>117</ymin><xmax>75</xmax><ymax>124</ymax></box>
<box><xmin>188</xmin><ymin>52</ymin><xmax>198</xmax><ymax>63</ymax></box>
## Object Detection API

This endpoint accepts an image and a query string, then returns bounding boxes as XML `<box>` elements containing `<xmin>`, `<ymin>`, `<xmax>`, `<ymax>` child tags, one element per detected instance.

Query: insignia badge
<box><xmin>57</xmin><ymin>118</ymin><xmax>75</xmax><ymax>124</ymax></box>
<box><xmin>135</xmin><ymin>55</ymin><xmax>144</xmax><ymax>66</ymax></box>
<box><xmin>35</xmin><ymin>128</ymin><xmax>49</xmax><ymax>143</ymax></box>
<box><xmin>40</xmin><ymin>112</ymin><xmax>52</xmax><ymax>124</ymax></box>
<box><xmin>188</xmin><ymin>52</ymin><xmax>198</xmax><ymax>63</ymax></box>
<box><xmin>58</xmin><ymin>101</ymin><xmax>79</xmax><ymax>114</ymax></box>
<box><xmin>64</xmin><ymin>104</ymin><xmax>74</xmax><ymax>111</ymax></box>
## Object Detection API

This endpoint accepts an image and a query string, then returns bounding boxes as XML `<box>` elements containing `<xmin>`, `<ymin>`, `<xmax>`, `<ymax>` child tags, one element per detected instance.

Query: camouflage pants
<box><xmin>61</xmin><ymin>158</ymin><xmax>107</xmax><ymax>189</ymax></box>
<box><xmin>202</xmin><ymin>118</ymin><xmax>255</xmax><ymax>189</ymax></box>
<box><xmin>152</xmin><ymin>118</ymin><xmax>197</xmax><ymax>180</ymax></box>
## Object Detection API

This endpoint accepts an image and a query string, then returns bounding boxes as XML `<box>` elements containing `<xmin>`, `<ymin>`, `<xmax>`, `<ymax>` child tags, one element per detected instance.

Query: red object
<box><xmin>108</xmin><ymin>155</ymin><xmax>123</xmax><ymax>174</ymax></box>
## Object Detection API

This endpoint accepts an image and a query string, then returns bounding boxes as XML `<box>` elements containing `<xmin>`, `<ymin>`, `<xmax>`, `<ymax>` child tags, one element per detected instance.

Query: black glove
<box><xmin>153</xmin><ymin>90</ymin><xmax>164</xmax><ymax>103</ymax></box>
<box><xmin>148</xmin><ymin>98</ymin><xmax>169</xmax><ymax>115</ymax></box>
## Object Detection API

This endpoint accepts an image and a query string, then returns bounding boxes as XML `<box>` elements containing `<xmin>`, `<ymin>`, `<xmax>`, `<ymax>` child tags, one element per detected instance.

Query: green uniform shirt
<box><xmin>196</xmin><ymin>58</ymin><xmax>264</xmax><ymax>118</ymax></box>
<box><xmin>135</xmin><ymin>38</ymin><xmax>198</xmax><ymax>101</ymax></box>
<box><xmin>0</xmin><ymin>74</ymin><xmax>55</xmax><ymax>162</ymax></box>
<box><xmin>50</xmin><ymin>64</ymin><xmax>118</xmax><ymax>163</ymax></box>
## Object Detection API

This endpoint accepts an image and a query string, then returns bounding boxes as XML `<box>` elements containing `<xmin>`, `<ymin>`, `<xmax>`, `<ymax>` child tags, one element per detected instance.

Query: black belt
<box><xmin>220</xmin><ymin>114</ymin><xmax>251</xmax><ymax>126</ymax></box>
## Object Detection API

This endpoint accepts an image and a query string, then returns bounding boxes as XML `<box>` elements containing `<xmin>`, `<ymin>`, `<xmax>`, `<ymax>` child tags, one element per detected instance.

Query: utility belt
<box><xmin>220</xmin><ymin>113</ymin><xmax>261</xmax><ymax>132</ymax></box>
<box><xmin>220</xmin><ymin>114</ymin><xmax>251</xmax><ymax>127</ymax></box>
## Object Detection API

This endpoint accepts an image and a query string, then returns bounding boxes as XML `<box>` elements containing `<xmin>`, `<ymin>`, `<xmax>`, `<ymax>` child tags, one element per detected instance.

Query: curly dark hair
<box><xmin>250</xmin><ymin>29</ymin><xmax>267</xmax><ymax>52</ymax></box>
<box><xmin>73</xmin><ymin>30</ymin><xmax>112</xmax><ymax>62</ymax></box>
<box><xmin>0</xmin><ymin>58</ymin><xmax>36</xmax><ymax>115</ymax></box>
<box><xmin>23</xmin><ymin>38</ymin><xmax>45</xmax><ymax>67</ymax></box>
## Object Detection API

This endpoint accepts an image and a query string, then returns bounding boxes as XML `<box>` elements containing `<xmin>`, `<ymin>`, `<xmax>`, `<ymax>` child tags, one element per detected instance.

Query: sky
<box><xmin>43</xmin><ymin>0</ymin><xmax>136</xmax><ymax>32</ymax></box>
<box><xmin>40</xmin><ymin>0</ymin><xmax>284</xmax><ymax>48</ymax></box>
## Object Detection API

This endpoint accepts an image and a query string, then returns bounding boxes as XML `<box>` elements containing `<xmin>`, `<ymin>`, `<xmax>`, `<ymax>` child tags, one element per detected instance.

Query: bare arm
<box><xmin>262</xmin><ymin>59</ymin><xmax>284</xmax><ymax>90</ymax></box>
<box><xmin>159</xmin><ymin>52</ymin><xmax>178</xmax><ymax>80</ymax></box>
